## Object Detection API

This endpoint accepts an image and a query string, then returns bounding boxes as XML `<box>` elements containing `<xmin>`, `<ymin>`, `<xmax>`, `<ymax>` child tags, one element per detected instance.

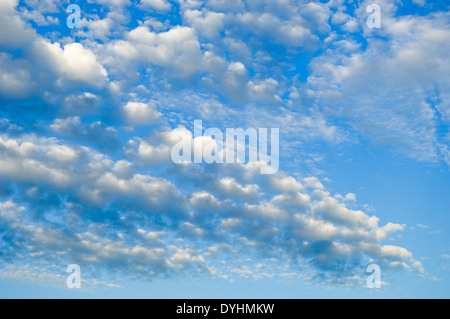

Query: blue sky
<box><xmin>0</xmin><ymin>0</ymin><xmax>449</xmax><ymax>298</ymax></box>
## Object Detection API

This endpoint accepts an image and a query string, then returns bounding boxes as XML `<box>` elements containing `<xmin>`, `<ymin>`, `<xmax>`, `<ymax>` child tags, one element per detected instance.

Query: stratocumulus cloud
<box><xmin>0</xmin><ymin>0</ymin><xmax>448</xmax><ymax>294</ymax></box>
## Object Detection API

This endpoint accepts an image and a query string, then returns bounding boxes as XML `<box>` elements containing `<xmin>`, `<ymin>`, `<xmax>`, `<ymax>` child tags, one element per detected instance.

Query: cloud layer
<box><xmin>0</xmin><ymin>0</ymin><xmax>447</xmax><ymax>290</ymax></box>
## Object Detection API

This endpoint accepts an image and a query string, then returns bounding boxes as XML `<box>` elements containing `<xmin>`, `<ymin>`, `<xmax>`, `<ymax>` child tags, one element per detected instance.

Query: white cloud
<box><xmin>33</xmin><ymin>40</ymin><xmax>108</xmax><ymax>86</ymax></box>
<box><xmin>0</xmin><ymin>53</ymin><xmax>31</xmax><ymax>98</ymax></box>
<box><xmin>184</xmin><ymin>9</ymin><xmax>226</xmax><ymax>38</ymax></box>
<box><xmin>20</xmin><ymin>8</ymin><xmax>59</xmax><ymax>26</ymax></box>
<box><xmin>412</xmin><ymin>0</ymin><xmax>426</xmax><ymax>6</ymax></box>
<box><xmin>248</xmin><ymin>78</ymin><xmax>281</xmax><ymax>103</ymax></box>
<box><xmin>107</xmin><ymin>26</ymin><xmax>210</xmax><ymax>77</ymax></box>
<box><xmin>0</xmin><ymin>0</ymin><xmax>433</xmax><ymax>289</ymax></box>
<box><xmin>123</xmin><ymin>102</ymin><xmax>161</xmax><ymax>126</ymax></box>
<box><xmin>207</xmin><ymin>0</ymin><xmax>244</xmax><ymax>12</ymax></box>
<box><xmin>272</xmin><ymin>192</ymin><xmax>310</xmax><ymax>208</ymax></box>
<box><xmin>90</xmin><ymin>0</ymin><xmax>131</xmax><ymax>7</ymax></box>
<box><xmin>216</xmin><ymin>177</ymin><xmax>260</xmax><ymax>200</ymax></box>
<box><xmin>140</xmin><ymin>0</ymin><xmax>171</xmax><ymax>11</ymax></box>
<box><xmin>237</xmin><ymin>12</ymin><xmax>317</xmax><ymax>48</ymax></box>
<box><xmin>189</xmin><ymin>191</ymin><xmax>220</xmax><ymax>210</ymax></box>
<box><xmin>308</xmin><ymin>11</ymin><xmax>450</xmax><ymax>164</ymax></box>
<box><xmin>0</xmin><ymin>0</ymin><xmax>35</xmax><ymax>47</ymax></box>
<box><xmin>268</xmin><ymin>175</ymin><xmax>303</xmax><ymax>192</ymax></box>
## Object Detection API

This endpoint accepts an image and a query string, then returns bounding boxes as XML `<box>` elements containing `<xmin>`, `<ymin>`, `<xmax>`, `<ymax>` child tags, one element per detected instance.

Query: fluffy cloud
<box><xmin>308</xmin><ymin>10</ymin><xmax>450</xmax><ymax>164</ymax></box>
<box><xmin>33</xmin><ymin>40</ymin><xmax>108</xmax><ymax>86</ymax></box>
<box><xmin>107</xmin><ymin>26</ymin><xmax>210</xmax><ymax>76</ymax></box>
<box><xmin>184</xmin><ymin>9</ymin><xmax>226</xmax><ymax>38</ymax></box>
<box><xmin>140</xmin><ymin>0</ymin><xmax>171</xmax><ymax>11</ymax></box>
<box><xmin>0</xmin><ymin>0</ymin><xmax>35</xmax><ymax>47</ymax></box>
<box><xmin>0</xmin><ymin>127</ymin><xmax>419</xmax><ymax>285</ymax></box>
<box><xmin>0</xmin><ymin>0</ymin><xmax>442</xmax><ymax>292</ymax></box>
<box><xmin>123</xmin><ymin>101</ymin><xmax>161</xmax><ymax>126</ymax></box>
